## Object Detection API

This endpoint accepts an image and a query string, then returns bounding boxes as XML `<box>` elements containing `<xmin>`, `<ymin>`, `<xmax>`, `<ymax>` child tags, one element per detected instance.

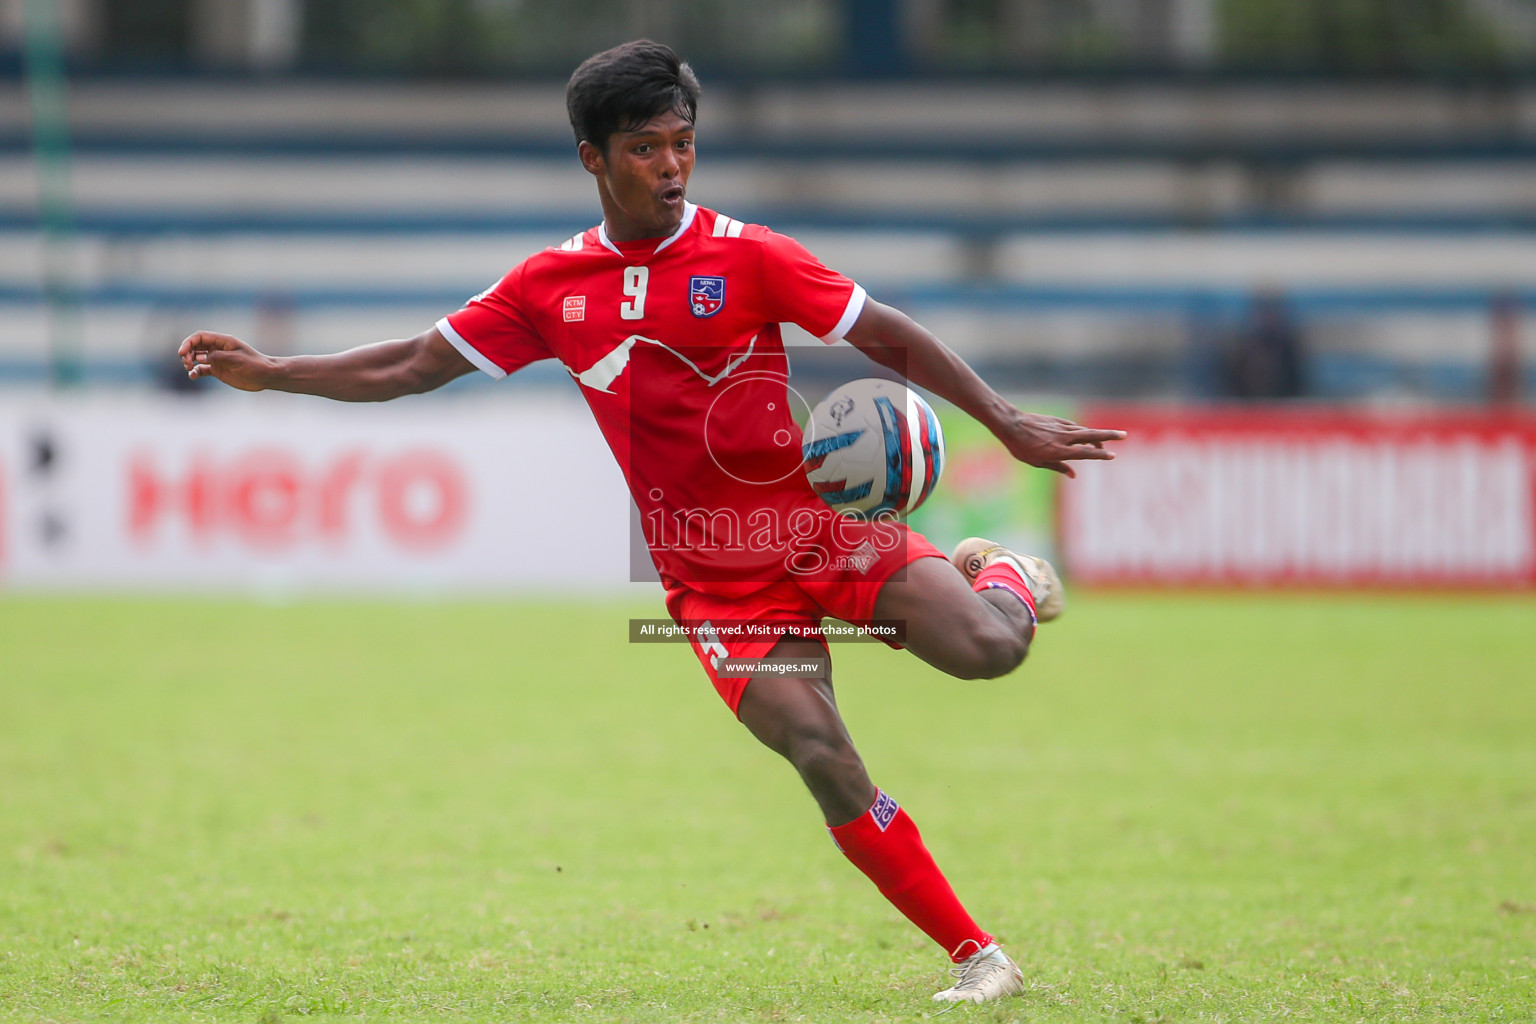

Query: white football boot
<box><xmin>950</xmin><ymin>537</ymin><xmax>1065</xmax><ymax>622</ymax></box>
<box><xmin>932</xmin><ymin>942</ymin><xmax>1025</xmax><ymax>1003</ymax></box>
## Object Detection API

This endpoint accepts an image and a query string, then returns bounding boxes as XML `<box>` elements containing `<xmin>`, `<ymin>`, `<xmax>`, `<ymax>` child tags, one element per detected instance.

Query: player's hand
<box><xmin>177</xmin><ymin>331</ymin><xmax>274</xmax><ymax>391</ymax></box>
<box><xmin>994</xmin><ymin>409</ymin><xmax>1126</xmax><ymax>478</ymax></box>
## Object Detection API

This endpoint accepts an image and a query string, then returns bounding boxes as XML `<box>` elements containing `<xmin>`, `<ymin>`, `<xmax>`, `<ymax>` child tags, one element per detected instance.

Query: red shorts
<box><xmin>664</xmin><ymin>520</ymin><xmax>947</xmax><ymax>714</ymax></box>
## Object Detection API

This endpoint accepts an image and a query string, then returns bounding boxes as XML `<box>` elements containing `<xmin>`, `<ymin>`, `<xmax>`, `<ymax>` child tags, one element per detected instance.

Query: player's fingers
<box><xmin>179</xmin><ymin>331</ymin><xmax>214</xmax><ymax>356</ymax></box>
<box><xmin>1039</xmin><ymin>461</ymin><xmax>1075</xmax><ymax>477</ymax></box>
<box><xmin>188</xmin><ymin>331</ymin><xmax>238</xmax><ymax>353</ymax></box>
<box><xmin>1060</xmin><ymin>446</ymin><xmax>1116</xmax><ymax>461</ymax></box>
<box><xmin>1070</xmin><ymin>428</ymin><xmax>1128</xmax><ymax>444</ymax></box>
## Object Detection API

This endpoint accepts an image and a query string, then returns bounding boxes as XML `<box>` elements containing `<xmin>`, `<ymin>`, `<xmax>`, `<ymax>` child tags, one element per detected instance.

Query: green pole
<box><xmin>23</xmin><ymin>0</ymin><xmax>83</xmax><ymax>388</ymax></box>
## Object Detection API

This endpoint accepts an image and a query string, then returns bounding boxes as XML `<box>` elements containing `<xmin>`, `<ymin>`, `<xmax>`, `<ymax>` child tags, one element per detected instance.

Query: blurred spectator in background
<box><xmin>1489</xmin><ymin>294</ymin><xmax>1523</xmax><ymax>406</ymax></box>
<box><xmin>1223</xmin><ymin>289</ymin><xmax>1306</xmax><ymax>399</ymax></box>
<box><xmin>1180</xmin><ymin>307</ymin><xmax>1226</xmax><ymax>400</ymax></box>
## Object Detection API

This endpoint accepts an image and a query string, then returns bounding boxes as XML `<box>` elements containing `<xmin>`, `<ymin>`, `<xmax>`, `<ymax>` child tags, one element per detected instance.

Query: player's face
<box><xmin>582</xmin><ymin>111</ymin><xmax>695</xmax><ymax>241</ymax></box>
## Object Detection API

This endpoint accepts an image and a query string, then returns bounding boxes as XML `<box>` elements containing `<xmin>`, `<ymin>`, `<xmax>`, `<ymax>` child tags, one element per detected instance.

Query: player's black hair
<box><xmin>566</xmin><ymin>40</ymin><xmax>700</xmax><ymax>155</ymax></box>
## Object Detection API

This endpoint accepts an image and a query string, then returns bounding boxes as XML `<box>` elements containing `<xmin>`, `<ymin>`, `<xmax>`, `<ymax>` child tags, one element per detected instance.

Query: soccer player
<box><xmin>179</xmin><ymin>40</ymin><xmax>1125</xmax><ymax>1004</ymax></box>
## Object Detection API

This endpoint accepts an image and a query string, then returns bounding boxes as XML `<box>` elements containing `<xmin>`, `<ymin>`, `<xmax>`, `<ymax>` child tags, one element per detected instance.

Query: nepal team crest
<box><xmin>689</xmin><ymin>276</ymin><xmax>726</xmax><ymax>317</ymax></box>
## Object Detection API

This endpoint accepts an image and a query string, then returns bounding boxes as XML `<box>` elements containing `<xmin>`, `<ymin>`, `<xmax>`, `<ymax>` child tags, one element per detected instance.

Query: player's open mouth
<box><xmin>659</xmin><ymin>185</ymin><xmax>685</xmax><ymax>206</ymax></box>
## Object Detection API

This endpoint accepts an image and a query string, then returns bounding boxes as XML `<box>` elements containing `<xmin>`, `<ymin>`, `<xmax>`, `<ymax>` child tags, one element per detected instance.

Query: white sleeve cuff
<box><xmin>818</xmin><ymin>284</ymin><xmax>868</xmax><ymax>344</ymax></box>
<box><xmin>436</xmin><ymin>316</ymin><xmax>507</xmax><ymax>379</ymax></box>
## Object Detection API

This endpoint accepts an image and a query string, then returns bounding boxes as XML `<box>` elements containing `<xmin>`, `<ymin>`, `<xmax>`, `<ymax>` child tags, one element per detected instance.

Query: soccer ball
<box><xmin>801</xmin><ymin>378</ymin><xmax>945</xmax><ymax>518</ymax></box>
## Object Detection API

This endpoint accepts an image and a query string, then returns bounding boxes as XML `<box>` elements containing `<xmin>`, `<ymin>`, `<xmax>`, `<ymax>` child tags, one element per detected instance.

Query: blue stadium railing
<box><xmin>5</xmin><ymin>122</ymin><xmax>1530</xmax><ymax>398</ymax></box>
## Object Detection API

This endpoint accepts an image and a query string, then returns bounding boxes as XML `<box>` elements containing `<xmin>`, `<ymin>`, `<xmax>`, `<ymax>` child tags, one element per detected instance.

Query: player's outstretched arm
<box><xmin>178</xmin><ymin>327</ymin><xmax>476</xmax><ymax>402</ymax></box>
<box><xmin>843</xmin><ymin>299</ymin><xmax>1126</xmax><ymax>477</ymax></box>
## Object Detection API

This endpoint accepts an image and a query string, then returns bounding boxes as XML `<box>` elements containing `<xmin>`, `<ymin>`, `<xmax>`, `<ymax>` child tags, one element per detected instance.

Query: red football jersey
<box><xmin>438</xmin><ymin>203</ymin><xmax>868</xmax><ymax>592</ymax></box>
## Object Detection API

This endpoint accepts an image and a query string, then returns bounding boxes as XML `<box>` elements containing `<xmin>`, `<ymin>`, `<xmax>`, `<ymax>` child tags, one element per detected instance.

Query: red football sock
<box><xmin>974</xmin><ymin>559</ymin><xmax>1037</xmax><ymax>624</ymax></box>
<box><xmin>828</xmin><ymin>791</ymin><xmax>993</xmax><ymax>962</ymax></box>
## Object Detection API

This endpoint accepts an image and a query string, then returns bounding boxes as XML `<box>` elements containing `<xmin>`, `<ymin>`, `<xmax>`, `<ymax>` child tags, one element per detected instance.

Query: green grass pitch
<box><xmin>2</xmin><ymin>592</ymin><xmax>1534</xmax><ymax>1022</ymax></box>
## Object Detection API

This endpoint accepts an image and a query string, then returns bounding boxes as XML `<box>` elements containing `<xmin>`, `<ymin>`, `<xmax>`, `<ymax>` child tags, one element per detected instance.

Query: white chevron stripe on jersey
<box><xmin>559</xmin><ymin>234</ymin><xmax>584</xmax><ymax>251</ymax></box>
<box><xmin>568</xmin><ymin>336</ymin><xmax>637</xmax><ymax>393</ymax></box>
<box><xmin>566</xmin><ymin>333</ymin><xmax>762</xmax><ymax>393</ymax></box>
<box><xmin>711</xmin><ymin>214</ymin><xmax>748</xmax><ymax>238</ymax></box>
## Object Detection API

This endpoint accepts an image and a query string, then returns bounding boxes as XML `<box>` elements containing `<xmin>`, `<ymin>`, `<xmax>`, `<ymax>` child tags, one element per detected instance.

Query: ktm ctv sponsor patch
<box><xmin>871</xmin><ymin>790</ymin><xmax>899</xmax><ymax>831</ymax></box>
<box><xmin>563</xmin><ymin>296</ymin><xmax>586</xmax><ymax>322</ymax></box>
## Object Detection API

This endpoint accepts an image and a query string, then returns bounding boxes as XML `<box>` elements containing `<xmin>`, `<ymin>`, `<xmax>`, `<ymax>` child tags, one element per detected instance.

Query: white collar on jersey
<box><xmin>596</xmin><ymin>202</ymin><xmax>697</xmax><ymax>258</ymax></box>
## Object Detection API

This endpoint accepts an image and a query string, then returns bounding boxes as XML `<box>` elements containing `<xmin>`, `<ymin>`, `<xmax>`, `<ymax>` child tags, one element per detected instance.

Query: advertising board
<box><xmin>1061</xmin><ymin>407</ymin><xmax>1536</xmax><ymax>587</ymax></box>
<box><xmin>0</xmin><ymin>395</ymin><xmax>633</xmax><ymax>593</ymax></box>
